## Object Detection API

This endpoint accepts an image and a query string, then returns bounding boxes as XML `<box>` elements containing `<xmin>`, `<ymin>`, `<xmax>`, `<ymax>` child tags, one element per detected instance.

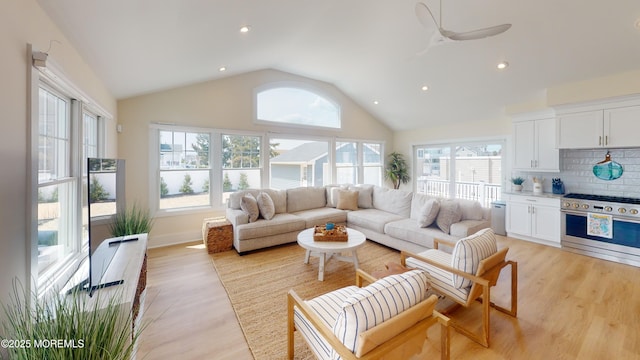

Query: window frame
<box><xmin>29</xmin><ymin>48</ymin><xmax>109</xmax><ymax>296</ymax></box>
<box><xmin>412</xmin><ymin>138</ymin><xmax>505</xmax><ymax>207</ymax></box>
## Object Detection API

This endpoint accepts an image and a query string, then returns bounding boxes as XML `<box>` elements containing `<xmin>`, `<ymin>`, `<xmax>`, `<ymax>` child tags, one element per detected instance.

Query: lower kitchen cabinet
<box><xmin>505</xmin><ymin>193</ymin><xmax>561</xmax><ymax>247</ymax></box>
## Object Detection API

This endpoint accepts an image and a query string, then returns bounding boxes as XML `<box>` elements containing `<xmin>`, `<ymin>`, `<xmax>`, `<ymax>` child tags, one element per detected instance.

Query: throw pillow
<box><xmin>349</xmin><ymin>185</ymin><xmax>374</xmax><ymax>209</ymax></box>
<box><xmin>417</xmin><ymin>199</ymin><xmax>440</xmax><ymax>228</ymax></box>
<box><xmin>336</xmin><ymin>189</ymin><xmax>359</xmax><ymax>211</ymax></box>
<box><xmin>436</xmin><ymin>200</ymin><xmax>462</xmax><ymax>234</ymax></box>
<box><xmin>240</xmin><ymin>193</ymin><xmax>259</xmax><ymax>223</ymax></box>
<box><xmin>256</xmin><ymin>192</ymin><xmax>275</xmax><ymax>220</ymax></box>
<box><xmin>451</xmin><ymin>228</ymin><xmax>497</xmax><ymax>288</ymax></box>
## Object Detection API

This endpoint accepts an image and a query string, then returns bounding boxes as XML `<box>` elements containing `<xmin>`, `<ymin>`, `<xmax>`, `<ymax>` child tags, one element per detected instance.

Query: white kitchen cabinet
<box><xmin>557</xmin><ymin>105</ymin><xmax>640</xmax><ymax>149</ymax></box>
<box><xmin>505</xmin><ymin>193</ymin><xmax>561</xmax><ymax>247</ymax></box>
<box><xmin>513</xmin><ymin>117</ymin><xmax>559</xmax><ymax>171</ymax></box>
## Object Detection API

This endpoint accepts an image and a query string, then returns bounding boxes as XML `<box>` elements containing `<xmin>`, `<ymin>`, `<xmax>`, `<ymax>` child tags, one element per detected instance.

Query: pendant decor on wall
<box><xmin>592</xmin><ymin>151</ymin><xmax>623</xmax><ymax>181</ymax></box>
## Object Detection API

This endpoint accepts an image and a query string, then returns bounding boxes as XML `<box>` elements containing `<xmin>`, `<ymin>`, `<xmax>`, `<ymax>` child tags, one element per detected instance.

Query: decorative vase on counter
<box><xmin>513</xmin><ymin>184</ymin><xmax>523</xmax><ymax>192</ymax></box>
<box><xmin>552</xmin><ymin>178</ymin><xmax>565</xmax><ymax>195</ymax></box>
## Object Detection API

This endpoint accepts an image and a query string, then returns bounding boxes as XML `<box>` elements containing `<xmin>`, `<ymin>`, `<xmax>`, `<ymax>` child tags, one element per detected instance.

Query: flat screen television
<box><xmin>71</xmin><ymin>158</ymin><xmax>134</xmax><ymax>296</ymax></box>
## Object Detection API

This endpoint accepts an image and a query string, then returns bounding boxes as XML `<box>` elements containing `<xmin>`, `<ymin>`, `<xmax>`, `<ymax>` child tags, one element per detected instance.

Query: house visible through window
<box><xmin>269</xmin><ymin>138</ymin><xmax>329</xmax><ymax>189</ymax></box>
<box><xmin>414</xmin><ymin>141</ymin><xmax>503</xmax><ymax>207</ymax></box>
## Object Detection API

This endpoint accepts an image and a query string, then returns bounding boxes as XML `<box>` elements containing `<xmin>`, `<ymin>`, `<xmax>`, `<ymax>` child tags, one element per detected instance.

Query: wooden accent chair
<box><xmin>287</xmin><ymin>269</ymin><xmax>451</xmax><ymax>360</ymax></box>
<box><xmin>400</xmin><ymin>228</ymin><xmax>517</xmax><ymax>348</ymax></box>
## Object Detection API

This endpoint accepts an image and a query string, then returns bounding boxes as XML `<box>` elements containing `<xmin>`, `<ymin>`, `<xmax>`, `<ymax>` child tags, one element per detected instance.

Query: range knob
<box><xmin>630</xmin><ymin>209</ymin><xmax>638</xmax><ymax>215</ymax></box>
<box><xmin>573</xmin><ymin>203</ymin><xmax>580</xmax><ymax>209</ymax></box>
<box><xmin>619</xmin><ymin>208</ymin><xmax>627</xmax><ymax>214</ymax></box>
<box><xmin>563</xmin><ymin>202</ymin><xmax>571</xmax><ymax>208</ymax></box>
<box><xmin>605</xmin><ymin>206</ymin><xmax>613</xmax><ymax>212</ymax></box>
<box><xmin>582</xmin><ymin>204</ymin><xmax>589</xmax><ymax>209</ymax></box>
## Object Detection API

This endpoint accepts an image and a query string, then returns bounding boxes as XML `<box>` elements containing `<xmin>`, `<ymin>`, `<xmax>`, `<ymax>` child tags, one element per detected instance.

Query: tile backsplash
<box><xmin>513</xmin><ymin>148</ymin><xmax>640</xmax><ymax>198</ymax></box>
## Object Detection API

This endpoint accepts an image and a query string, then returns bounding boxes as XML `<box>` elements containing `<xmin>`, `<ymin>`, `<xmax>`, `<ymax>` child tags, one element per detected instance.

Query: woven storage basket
<box><xmin>202</xmin><ymin>218</ymin><xmax>233</xmax><ymax>254</ymax></box>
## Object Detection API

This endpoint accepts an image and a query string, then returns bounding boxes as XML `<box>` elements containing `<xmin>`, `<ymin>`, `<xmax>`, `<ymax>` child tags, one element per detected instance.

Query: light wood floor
<box><xmin>137</xmin><ymin>236</ymin><xmax>640</xmax><ymax>360</ymax></box>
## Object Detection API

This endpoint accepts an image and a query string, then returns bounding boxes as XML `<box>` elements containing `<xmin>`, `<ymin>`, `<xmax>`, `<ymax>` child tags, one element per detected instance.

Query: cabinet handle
<box><xmin>605</xmin><ymin>135</ymin><xmax>608</xmax><ymax>145</ymax></box>
<box><xmin>532</xmin><ymin>206</ymin><xmax>535</xmax><ymax>214</ymax></box>
<box><xmin>599</xmin><ymin>136</ymin><xmax>602</xmax><ymax>146</ymax></box>
<box><xmin>527</xmin><ymin>205</ymin><xmax>531</xmax><ymax>214</ymax></box>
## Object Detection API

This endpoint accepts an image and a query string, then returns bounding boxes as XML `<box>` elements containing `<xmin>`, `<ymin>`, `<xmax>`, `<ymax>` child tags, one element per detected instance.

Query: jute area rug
<box><xmin>211</xmin><ymin>240</ymin><xmax>400</xmax><ymax>360</ymax></box>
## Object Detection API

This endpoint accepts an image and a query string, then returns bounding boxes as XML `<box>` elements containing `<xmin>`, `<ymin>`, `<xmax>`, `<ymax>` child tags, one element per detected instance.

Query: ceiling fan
<box><xmin>415</xmin><ymin>0</ymin><xmax>511</xmax><ymax>47</ymax></box>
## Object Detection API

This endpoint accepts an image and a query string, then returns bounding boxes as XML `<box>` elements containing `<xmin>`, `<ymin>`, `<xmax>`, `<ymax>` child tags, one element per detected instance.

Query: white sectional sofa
<box><xmin>225</xmin><ymin>185</ymin><xmax>491</xmax><ymax>254</ymax></box>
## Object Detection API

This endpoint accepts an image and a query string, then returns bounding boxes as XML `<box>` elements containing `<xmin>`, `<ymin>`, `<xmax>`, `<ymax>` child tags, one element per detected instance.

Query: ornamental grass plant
<box><xmin>1</xmin><ymin>281</ymin><xmax>142</xmax><ymax>360</ymax></box>
<box><xmin>109</xmin><ymin>204</ymin><xmax>153</xmax><ymax>237</ymax></box>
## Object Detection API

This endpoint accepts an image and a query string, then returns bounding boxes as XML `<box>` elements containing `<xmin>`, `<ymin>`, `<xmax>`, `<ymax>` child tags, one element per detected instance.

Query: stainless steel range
<box><xmin>561</xmin><ymin>193</ymin><xmax>640</xmax><ymax>267</ymax></box>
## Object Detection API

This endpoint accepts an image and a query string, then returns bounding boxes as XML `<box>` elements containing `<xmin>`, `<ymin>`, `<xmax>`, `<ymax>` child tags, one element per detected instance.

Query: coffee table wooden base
<box><xmin>297</xmin><ymin>228</ymin><xmax>366</xmax><ymax>281</ymax></box>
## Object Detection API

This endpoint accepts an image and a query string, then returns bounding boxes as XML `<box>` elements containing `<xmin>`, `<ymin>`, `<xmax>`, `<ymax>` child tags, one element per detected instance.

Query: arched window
<box><xmin>255</xmin><ymin>84</ymin><xmax>341</xmax><ymax>129</ymax></box>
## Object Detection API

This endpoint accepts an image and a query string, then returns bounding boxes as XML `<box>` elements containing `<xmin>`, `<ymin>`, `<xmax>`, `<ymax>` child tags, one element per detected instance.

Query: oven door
<box><xmin>561</xmin><ymin>210</ymin><xmax>640</xmax><ymax>267</ymax></box>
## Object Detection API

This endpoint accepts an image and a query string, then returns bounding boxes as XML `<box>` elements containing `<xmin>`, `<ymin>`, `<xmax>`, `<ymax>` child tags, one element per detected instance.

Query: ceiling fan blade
<box><xmin>445</xmin><ymin>23</ymin><xmax>512</xmax><ymax>41</ymax></box>
<box><xmin>415</xmin><ymin>2</ymin><xmax>438</xmax><ymax>29</ymax></box>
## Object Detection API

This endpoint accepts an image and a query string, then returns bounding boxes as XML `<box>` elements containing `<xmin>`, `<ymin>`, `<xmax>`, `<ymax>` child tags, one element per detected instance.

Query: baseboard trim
<box><xmin>147</xmin><ymin>230</ymin><xmax>202</xmax><ymax>249</ymax></box>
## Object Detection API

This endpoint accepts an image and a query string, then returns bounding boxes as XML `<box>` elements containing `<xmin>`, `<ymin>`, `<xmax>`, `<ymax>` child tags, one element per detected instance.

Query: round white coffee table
<box><xmin>297</xmin><ymin>227</ymin><xmax>366</xmax><ymax>281</ymax></box>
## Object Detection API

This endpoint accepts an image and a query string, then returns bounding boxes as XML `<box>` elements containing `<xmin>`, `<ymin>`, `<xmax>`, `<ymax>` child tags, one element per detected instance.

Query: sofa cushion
<box><xmin>288</xmin><ymin>187</ymin><xmax>326</xmax><ymax>213</ymax></box>
<box><xmin>384</xmin><ymin>218</ymin><xmax>458</xmax><ymax>249</ymax></box>
<box><xmin>347</xmin><ymin>209</ymin><xmax>405</xmax><ymax>234</ymax></box>
<box><xmin>451</xmin><ymin>228</ymin><xmax>497</xmax><ymax>289</ymax></box>
<box><xmin>436</xmin><ymin>200</ymin><xmax>462</xmax><ymax>234</ymax></box>
<box><xmin>332</xmin><ymin>270</ymin><xmax>429</xmax><ymax>355</ymax></box>
<box><xmin>337</xmin><ymin>189</ymin><xmax>359</xmax><ymax>211</ymax></box>
<box><xmin>349</xmin><ymin>184</ymin><xmax>374</xmax><ymax>209</ymax></box>
<box><xmin>372</xmin><ymin>186</ymin><xmax>412</xmax><ymax>217</ymax></box>
<box><xmin>240</xmin><ymin>193</ymin><xmax>259</xmax><ymax>222</ymax></box>
<box><xmin>235</xmin><ymin>213</ymin><xmax>306</xmax><ymax>240</ymax></box>
<box><xmin>458</xmin><ymin>199</ymin><xmax>484</xmax><ymax>221</ymax></box>
<box><xmin>256</xmin><ymin>192</ymin><xmax>275</xmax><ymax>220</ymax></box>
<box><xmin>293</xmin><ymin>207</ymin><xmax>348</xmax><ymax>228</ymax></box>
<box><xmin>417</xmin><ymin>199</ymin><xmax>440</xmax><ymax>228</ymax></box>
<box><xmin>450</xmin><ymin>219</ymin><xmax>491</xmax><ymax>238</ymax></box>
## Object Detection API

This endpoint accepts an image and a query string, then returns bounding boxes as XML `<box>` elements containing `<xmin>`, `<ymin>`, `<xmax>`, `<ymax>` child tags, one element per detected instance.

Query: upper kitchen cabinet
<box><xmin>512</xmin><ymin>111</ymin><xmax>559</xmax><ymax>172</ymax></box>
<box><xmin>557</xmin><ymin>97</ymin><xmax>640</xmax><ymax>149</ymax></box>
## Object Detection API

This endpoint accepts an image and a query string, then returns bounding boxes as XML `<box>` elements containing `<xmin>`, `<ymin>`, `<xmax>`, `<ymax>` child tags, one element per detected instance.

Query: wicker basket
<box><xmin>202</xmin><ymin>218</ymin><xmax>233</xmax><ymax>253</ymax></box>
<box><xmin>313</xmin><ymin>225</ymin><xmax>348</xmax><ymax>242</ymax></box>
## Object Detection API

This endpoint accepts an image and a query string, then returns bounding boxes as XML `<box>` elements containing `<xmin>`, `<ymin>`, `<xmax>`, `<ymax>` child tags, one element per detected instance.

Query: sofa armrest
<box><xmin>450</xmin><ymin>220</ymin><xmax>491</xmax><ymax>238</ymax></box>
<box><xmin>226</xmin><ymin>208</ymin><xmax>248</xmax><ymax>228</ymax></box>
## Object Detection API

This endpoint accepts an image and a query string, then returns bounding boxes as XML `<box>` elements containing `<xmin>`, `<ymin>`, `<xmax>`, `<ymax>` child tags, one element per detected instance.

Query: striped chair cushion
<box><xmin>406</xmin><ymin>250</ymin><xmax>470</xmax><ymax>304</ymax></box>
<box><xmin>294</xmin><ymin>286</ymin><xmax>360</xmax><ymax>360</ymax></box>
<box><xmin>451</xmin><ymin>228</ymin><xmax>497</xmax><ymax>289</ymax></box>
<box><xmin>331</xmin><ymin>270</ymin><xmax>429</xmax><ymax>359</ymax></box>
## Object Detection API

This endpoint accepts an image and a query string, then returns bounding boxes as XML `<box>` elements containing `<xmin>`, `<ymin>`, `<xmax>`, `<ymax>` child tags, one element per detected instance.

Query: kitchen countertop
<box><xmin>503</xmin><ymin>191</ymin><xmax>565</xmax><ymax>199</ymax></box>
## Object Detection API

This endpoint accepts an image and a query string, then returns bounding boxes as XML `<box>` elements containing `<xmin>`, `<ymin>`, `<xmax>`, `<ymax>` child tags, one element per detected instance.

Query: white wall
<box><xmin>117</xmin><ymin>69</ymin><xmax>394</xmax><ymax>248</ymax></box>
<box><xmin>0</xmin><ymin>0</ymin><xmax>116</xmax><ymax>309</ymax></box>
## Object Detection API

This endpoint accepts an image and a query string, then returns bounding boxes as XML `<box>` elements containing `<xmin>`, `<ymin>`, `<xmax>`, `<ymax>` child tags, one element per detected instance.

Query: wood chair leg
<box><xmin>493</xmin><ymin>261</ymin><xmax>518</xmax><ymax>317</ymax></box>
<box><xmin>287</xmin><ymin>293</ymin><xmax>295</xmax><ymax>360</ymax></box>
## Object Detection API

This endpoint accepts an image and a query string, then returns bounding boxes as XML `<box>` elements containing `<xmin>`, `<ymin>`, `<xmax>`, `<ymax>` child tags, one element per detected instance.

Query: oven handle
<box><xmin>561</xmin><ymin>210</ymin><xmax>640</xmax><ymax>224</ymax></box>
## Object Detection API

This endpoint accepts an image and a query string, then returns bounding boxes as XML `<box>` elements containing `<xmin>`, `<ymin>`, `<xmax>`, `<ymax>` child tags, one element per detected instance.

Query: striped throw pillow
<box><xmin>331</xmin><ymin>269</ymin><xmax>429</xmax><ymax>358</ymax></box>
<box><xmin>451</xmin><ymin>228</ymin><xmax>497</xmax><ymax>289</ymax></box>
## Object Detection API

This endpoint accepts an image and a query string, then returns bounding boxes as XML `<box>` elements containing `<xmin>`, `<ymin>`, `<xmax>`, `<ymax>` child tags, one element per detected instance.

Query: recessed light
<box><xmin>240</xmin><ymin>25</ymin><xmax>251</xmax><ymax>33</ymax></box>
<box><xmin>421</xmin><ymin>85</ymin><xmax>429</xmax><ymax>91</ymax></box>
<box><xmin>219</xmin><ymin>66</ymin><xmax>227</xmax><ymax>72</ymax></box>
<box><xmin>373</xmin><ymin>100</ymin><xmax>379</xmax><ymax>105</ymax></box>
<box><xmin>497</xmin><ymin>61</ymin><xmax>509</xmax><ymax>70</ymax></box>
<box><xmin>635</xmin><ymin>19</ymin><xmax>640</xmax><ymax>29</ymax></box>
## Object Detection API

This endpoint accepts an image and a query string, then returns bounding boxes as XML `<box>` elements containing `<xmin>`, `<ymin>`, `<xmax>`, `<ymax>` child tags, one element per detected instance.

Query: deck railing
<box><xmin>418</xmin><ymin>179</ymin><xmax>501</xmax><ymax>207</ymax></box>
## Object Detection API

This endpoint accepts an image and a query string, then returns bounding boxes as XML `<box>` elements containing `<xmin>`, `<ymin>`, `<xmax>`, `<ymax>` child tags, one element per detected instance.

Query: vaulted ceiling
<box><xmin>36</xmin><ymin>0</ymin><xmax>640</xmax><ymax>131</ymax></box>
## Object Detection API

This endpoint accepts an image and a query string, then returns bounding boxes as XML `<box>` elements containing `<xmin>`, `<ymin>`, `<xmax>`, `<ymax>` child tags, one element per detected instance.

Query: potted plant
<box><xmin>110</xmin><ymin>203</ymin><xmax>154</xmax><ymax>237</ymax></box>
<box><xmin>2</xmin><ymin>281</ymin><xmax>143</xmax><ymax>360</ymax></box>
<box><xmin>385</xmin><ymin>152</ymin><xmax>411</xmax><ymax>190</ymax></box>
<box><xmin>511</xmin><ymin>176</ymin><xmax>525</xmax><ymax>191</ymax></box>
